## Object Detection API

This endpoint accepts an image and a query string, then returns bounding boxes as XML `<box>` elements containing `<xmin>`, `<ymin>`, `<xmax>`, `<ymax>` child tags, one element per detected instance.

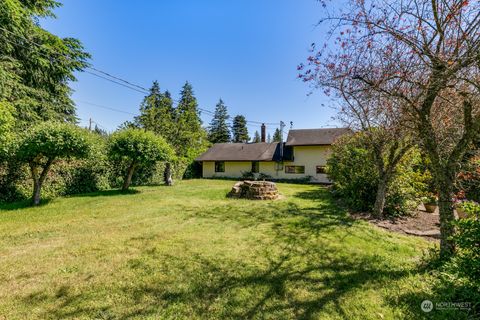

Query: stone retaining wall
<box><xmin>228</xmin><ymin>181</ymin><xmax>279</xmax><ymax>200</ymax></box>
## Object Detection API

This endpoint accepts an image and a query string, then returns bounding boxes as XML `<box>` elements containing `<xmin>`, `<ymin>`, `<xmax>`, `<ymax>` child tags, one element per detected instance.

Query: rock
<box><xmin>227</xmin><ymin>180</ymin><xmax>279</xmax><ymax>200</ymax></box>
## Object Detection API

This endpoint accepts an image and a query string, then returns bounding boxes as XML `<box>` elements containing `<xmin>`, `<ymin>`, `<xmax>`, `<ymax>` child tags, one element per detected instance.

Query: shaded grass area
<box><xmin>0</xmin><ymin>179</ymin><xmax>474</xmax><ymax>319</ymax></box>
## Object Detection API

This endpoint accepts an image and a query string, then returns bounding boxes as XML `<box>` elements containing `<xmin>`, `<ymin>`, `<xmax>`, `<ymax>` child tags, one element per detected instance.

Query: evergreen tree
<box><xmin>267</xmin><ymin>133</ymin><xmax>271</xmax><ymax>143</ymax></box>
<box><xmin>272</xmin><ymin>128</ymin><xmax>282</xmax><ymax>142</ymax></box>
<box><xmin>134</xmin><ymin>81</ymin><xmax>175</xmax><ymax>142</ymax></box>
<box><xmin>0</xmin><ymin>0</ymin><xmax>90</xmax><ymax>127</ymax></box>
<box><xmin>174</xmin><ymin>82</ymin><xmax>208</xmax><ymax>158</ymax></box>
<box><xmin>231</xmin><ymin>115</ymin><xmax>249</xmax><ymax>143</ymax></box>
<box><xmin>252</xmin><ymin>131</ymin><xmax>261</xmax><ymax>143</ymax></box>
<box><xmin>208</xmin><ymin>99</ymin><xmax>231</xmax><ymax>143</ymax></box>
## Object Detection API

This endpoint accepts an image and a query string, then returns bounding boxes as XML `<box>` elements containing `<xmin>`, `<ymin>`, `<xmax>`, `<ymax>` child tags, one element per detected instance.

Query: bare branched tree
<box><xmin>302</xmin><ymin>0</ymin><xmax>480</xmax><ymax>257</ymax></box>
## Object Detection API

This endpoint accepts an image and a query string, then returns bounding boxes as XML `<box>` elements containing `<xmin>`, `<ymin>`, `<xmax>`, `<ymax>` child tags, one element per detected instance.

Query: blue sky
<box><xmin>41</xmin><ymin>0</ymin><xmax>338</xmax><ymax>136</ymax></box>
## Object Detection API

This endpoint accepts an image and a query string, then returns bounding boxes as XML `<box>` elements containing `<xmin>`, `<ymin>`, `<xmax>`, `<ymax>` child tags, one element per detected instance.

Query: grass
<box><xmin>0</xmin><ymin>179</ymin><xmax>473</xmax><ymax>319</ymax></box>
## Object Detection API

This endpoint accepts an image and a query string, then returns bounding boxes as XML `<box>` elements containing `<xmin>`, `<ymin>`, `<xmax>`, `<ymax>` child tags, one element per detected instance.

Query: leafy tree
<box><xmin>303</xmin><ymin>0</ymin><xmax>480</xmax><ymax>257</ymax></box>
<box><xmin>16</xmin><ymin>122</ymin><xmax>92</xmax><ymax>205</ymax></box>
<box><xmin>108</xmin><ymin>128</ymin><xmax>174</xmax><ymax>191</ymax></box>
<box><xmin>232</xmin><ymin>115</ymin><xmax>249</xmax><ymax>143</ymax></box>
<box><xmin>252</xmin><ymin>131</ymin><xmax>261</xmax><ymax>143</ymax></box>
<box><xmin>0</xmin><ymin>102</ymin><xmax>15</xmax><ymax>158</ymax></box>
<box><xmin>272</xmin><ymin>128</ymin><xmax>282</xmax><ymax>142</ymax></box>
<box><xmin>208</xmin><ymin>99</ymin><xmax>231</xmax><ymax>143</ymax></box>
<box><xmin>0</xmin><ymin>0</ymin><xmax>90</xmax><ymax>126</ymax></box>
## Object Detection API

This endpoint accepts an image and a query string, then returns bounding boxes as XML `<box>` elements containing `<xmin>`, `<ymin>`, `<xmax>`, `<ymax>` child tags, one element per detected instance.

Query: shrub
<box><xmin>108</xmin><ymin>128</ymin><xmax>174</xmax><ymax>190</ymax></box>
<box><xmin>327</xmin><ymin>133</ymin><xmax>430</xmax><ymax>216</ymax></box>
<box><xmin>16</xmin><ymin>122</ymin><xmax>93</xmax><ymax>205</ymax></box>
<box><xmin>453</xmin><ymin>201</ymin><xmax>480</xmax><ymax>280</ymax></box>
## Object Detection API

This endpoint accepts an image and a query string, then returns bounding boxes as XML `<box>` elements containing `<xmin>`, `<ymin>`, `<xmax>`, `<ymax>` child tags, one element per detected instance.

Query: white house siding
<box><xmin>201</xmin><ymin>145</ymin><xmax>332</xmax><ymax>183</ymax></box>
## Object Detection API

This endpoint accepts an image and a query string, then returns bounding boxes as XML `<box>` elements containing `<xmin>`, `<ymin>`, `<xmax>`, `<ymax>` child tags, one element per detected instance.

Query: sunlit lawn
<box><xmin>0</xmin><ymin>179</ymin><xmax>462</xmax><ymax>319</ymax></box>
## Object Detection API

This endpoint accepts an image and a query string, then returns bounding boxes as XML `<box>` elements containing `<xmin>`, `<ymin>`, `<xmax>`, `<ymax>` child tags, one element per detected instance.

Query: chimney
<box><xmin>261</xmin><ymin>123</ymin><xmax>266</xmax><ymax>142</ymax></box>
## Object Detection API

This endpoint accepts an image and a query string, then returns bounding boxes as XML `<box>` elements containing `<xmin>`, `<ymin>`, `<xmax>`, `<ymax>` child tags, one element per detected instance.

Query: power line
<box><xmin>0</xmin><ymin>26</ymin><xmax>281</xmax><ymax>127</ymax></box>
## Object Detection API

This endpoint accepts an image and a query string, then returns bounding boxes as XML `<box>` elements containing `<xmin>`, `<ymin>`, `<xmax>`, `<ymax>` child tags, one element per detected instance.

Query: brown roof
<box><xmin>195</xmin><ymin>142</ymin><xmax>282</xmax><ymax>161</ymax></box>
<box><xmin>285</xmin><ymin>128</ymin><xmax>351</xmax><ymax>146</ymax></box>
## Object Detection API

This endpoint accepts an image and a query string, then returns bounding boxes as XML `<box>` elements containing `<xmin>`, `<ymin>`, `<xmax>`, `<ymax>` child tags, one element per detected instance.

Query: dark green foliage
<box><xmin>453</xmin><ymin>211</ymin><xmax>480</xmax><ymax>280</ymax></box>
<box><xmin>0</xmin><ymin>0</ymin><xmax>90</xmax><ymax>127</ymax></box>
<box><xmin>231</xmin><ymin>115</ymin><xmax>249</xmax><ymax>143</ymax></box>
<box><xmin>108</xmin><ymin>128</ymin><xmax>174</xmax><ymax>190</ymax></box>
<box><xmin>174</xmin><ymin>82</ymin><xmax>209</xmax><ymax>159</ymax></box>
<box><xmin>0</xmin><ymin>101</ymin><xmax>15</xmax><ymax>158</ymax></box>
<box><xmin>208</xmin><ymin>99</ymin><xmax>231</xmax><ymax>143</ymax></box>
<box><xmin>327</xmin><ymin>133</ymin><xmax>429</xmax><ymax>216</ymax></box>
<box><xmin>134</xmin><ymin>82</ymin><xmax>175</xmax><ymax>142</ymax></box>
<box><xmin>272</xmin><ymin>128</ymin><xmax>282</xmax><ymax>142</ymax></box>
<box><xmin>16</xmin><ymin>121</ymin><xmax>93</xmax><ymax>204</ymax></box>
<box><xmin>252</xmin><ymin>131</ymin><xmax>261</xmax><ymax>143</ymax></box>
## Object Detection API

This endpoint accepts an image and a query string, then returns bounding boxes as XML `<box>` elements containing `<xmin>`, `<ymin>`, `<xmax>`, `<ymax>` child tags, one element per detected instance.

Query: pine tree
<box><xmin>208</xmin><ymin>99</ymin><xmax>231</xmax><ymax>143</ymax></box>
<box><xmin>272</xmin><ymin>128</ymin><xmax>282</xmax><ymax>142</ymax></box>
<box><xmin>252</xmin><ymin>131</ymin><xmax>261</xmax><ymax>143</ymax></box>
<box><xmin>174</xmin><ymin>82</ymin><xmax>208</xmax><ymax>158</ymax></box>
<box><xmin>232</xmin><ymin>115</ymin><xmax>249</xmax><ymax>143</ymax></box>
<box><xmin>267</xmin><ymin>133</ymin><xmax>271</xmax><ymax>143</ymax></box>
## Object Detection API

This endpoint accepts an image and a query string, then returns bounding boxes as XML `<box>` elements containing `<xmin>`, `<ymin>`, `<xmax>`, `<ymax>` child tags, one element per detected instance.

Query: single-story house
<box><xmin>195</xmin><ymin>127</ymin><xmax>350</xmax><ymax>183</ymax></box>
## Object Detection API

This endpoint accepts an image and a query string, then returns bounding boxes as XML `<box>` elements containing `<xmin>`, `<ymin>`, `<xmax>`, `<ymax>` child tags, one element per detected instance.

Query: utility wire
<box><xmin>0</xmin><ymin>26</ymin><xmax>281</xmax><ymax>127</ymax></box>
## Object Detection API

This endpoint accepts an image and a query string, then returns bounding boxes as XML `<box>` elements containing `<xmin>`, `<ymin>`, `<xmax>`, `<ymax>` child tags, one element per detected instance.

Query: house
<box><xmin>195</xmin><ymin>127</ymin><xmax>350</xmax><ymax>183</ymax></box>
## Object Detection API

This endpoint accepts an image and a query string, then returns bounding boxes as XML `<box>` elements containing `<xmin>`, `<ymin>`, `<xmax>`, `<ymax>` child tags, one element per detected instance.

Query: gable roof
<box><xmin>195</xmin><ymin>142</ymin><xmax>282</xmax><ymax>161</ymax></box>
<box><xmin>285</xmin><ymin>128</ymin><xmax>351</xmax><ymax>146</ymax></box>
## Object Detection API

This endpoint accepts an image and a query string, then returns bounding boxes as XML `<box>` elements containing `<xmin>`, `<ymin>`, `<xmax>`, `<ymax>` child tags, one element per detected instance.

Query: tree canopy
<box><xmin>232</xmin><ymin>115</ymin><xmax>249</xmax><ymax>143</ymax></box>
<box><xmin>208</xmin><ymin>99</ymin><xmax>231</xmax><ymax>143</ymax></box>
<box><xmin>16</xmin><ymin>121</ymin><xmax>92</xmax><ymax>204</ymax></box>
<box><xmin>0</xmin><ymin>0</ymin><xmax>90</xmax><ymax>127</ymax></box>
<box><xmin>108</xmin><ymin>128</ymin><xmax>174</xmax><ymax>190</ymax></box>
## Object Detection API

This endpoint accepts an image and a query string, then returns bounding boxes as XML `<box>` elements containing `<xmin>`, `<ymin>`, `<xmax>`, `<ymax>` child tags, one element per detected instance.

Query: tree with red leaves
<box><xmin>302</xmin><ymin>0</ymin><xmax>480</xmax><ymax>258</ymax></box>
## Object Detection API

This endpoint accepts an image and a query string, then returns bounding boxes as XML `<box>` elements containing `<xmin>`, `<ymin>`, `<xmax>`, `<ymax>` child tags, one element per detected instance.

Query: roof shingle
<box><xmin>285</xmin><ymin>128</ymin><xmax>351</xmax><ymax>146</ymax></box>
<box><xmin>195</xmin><ymin>142</ymin><xmax>282</xmax><ymax>161</ymax></box>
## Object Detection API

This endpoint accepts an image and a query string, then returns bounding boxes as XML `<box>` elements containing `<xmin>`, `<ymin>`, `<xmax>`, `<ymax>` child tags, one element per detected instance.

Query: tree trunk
<box><xmin>164</xmin><ymin>162</ymin><xmax>173</xmax><ymax>186</ymax></box>
<box><xmin>30</xmin><ymin>158</ymin><xmax>53</xmax><ymax>206</ymax></box>
<box><xmin>437</xmin><ymin>179</ymin><xmax>456</xmax><ymax>258</ymax></box>
<box><xmin>122</xmin><ymin>162</ymin><xmax>137</xmax><ymax>191</ymax></box>
<box><xmin>373</xmin><ymin>174</ymin><xmax>389</xmax><ymax>217</ymax></box>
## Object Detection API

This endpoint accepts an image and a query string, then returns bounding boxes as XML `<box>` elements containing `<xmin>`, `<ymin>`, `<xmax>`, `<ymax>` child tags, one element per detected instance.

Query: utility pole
<box><xmin>279</xmin><ymin>121</ymin><xmax>286</xmax><ymax>142</ymax></box>
<box><xmin>88</xmin><ymin>118</ymin><xmax>92</xmax><ymax>131</ymax></box>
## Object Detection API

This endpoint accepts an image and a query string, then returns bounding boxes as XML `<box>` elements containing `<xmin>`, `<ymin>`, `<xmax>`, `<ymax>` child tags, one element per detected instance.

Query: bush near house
<box><xmin>107</xmin><ymin>128</ymin><xmax>175</xmax><ymax>190</ymax></box>
<box><xmin>327</xmin><ymin>133</ymin><xmax>430</xmax><ymax>216</ymax></box>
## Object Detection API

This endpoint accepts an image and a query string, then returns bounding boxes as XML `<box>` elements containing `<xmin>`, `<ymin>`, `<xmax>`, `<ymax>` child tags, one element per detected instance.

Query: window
<box><xmin>215</xmin><ymin>161</ymin><xmax>225</xmax><ymax>173</ymax></box>
<box><xmin>285</xmin><ymin>166</ymin><xmax>305</xmax><ymax>174</ymax></box>
<box><xmin>251</xmin><ymin>161</ymin><xmax>259</xmax><ymax>173</ymax></box>
<box><xmin>316</xmin><ymin>165</ymin><xmax>326</xmax><ymax>174</ymax></box>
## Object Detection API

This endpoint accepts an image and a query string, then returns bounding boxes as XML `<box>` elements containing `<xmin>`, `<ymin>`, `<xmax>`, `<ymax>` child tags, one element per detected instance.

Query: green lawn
<box><xmin>0</xmin><ymin>179</ymin><xmax>463</xmax><ymax>319</ymax></box>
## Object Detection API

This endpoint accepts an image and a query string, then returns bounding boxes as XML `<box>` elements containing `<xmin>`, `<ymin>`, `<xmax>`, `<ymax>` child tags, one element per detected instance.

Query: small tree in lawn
<box><xmin>16</xmin><ymin>122</ymin><xmax>92</xmax><ymax>205</ymax></box>
<box><xmin>108</xmin><ymin>128</ymin><xmax>174</xmax><ymax>191</ymax></box>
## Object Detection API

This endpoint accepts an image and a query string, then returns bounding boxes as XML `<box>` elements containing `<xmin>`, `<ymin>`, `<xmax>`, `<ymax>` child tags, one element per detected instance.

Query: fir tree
<box><xmin>272</xmin><ymin>128</ymin><xmax>282</xmax><ymax>142</ymax></box>
<box><xmin>232</xmin><ymin>115</ymin><xmax>249</xmax><ymax>143</ymax></box>
<box><xmin>174</xmin><ymin>82</ymin><xmax>208</xmax><ymax>158</ymax></box>
<box><xmin>208</xmin><ymin>99</ymin><xmax>231</xmax><ymax>143</ymax></box>
<box><xmin>252</xmin><ymin>131</ymin><xmax>261</xmax><ymax>143</ymax></box>
<box><xmin>267</xmin><ymin>133</ymin><xmax>271</xmax><ymax>143</ymax></box>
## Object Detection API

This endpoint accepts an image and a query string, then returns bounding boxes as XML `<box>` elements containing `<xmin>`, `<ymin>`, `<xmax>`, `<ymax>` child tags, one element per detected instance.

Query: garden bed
<box><xmin>352</xmin><ymin>210</ymin><xmax>441</xmax><ymax>241</ymax></box>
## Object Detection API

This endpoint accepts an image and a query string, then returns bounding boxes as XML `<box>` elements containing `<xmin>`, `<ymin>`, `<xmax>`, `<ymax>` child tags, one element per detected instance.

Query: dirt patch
<box><xmin>351</xmin><ymin>210</ymin><xmax>441</xmax><ymax>242</ymax></box>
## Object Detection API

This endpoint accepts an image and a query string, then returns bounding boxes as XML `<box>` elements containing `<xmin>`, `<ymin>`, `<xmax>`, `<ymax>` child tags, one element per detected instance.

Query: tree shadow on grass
<box><xmin>115</xmin><ymin>187</ymin><xmax>415</xmax><ymax>319</ymax></box>
<box><xmin>0</xmin><ymin>198</ymin><xmax>53</xmax><ymax>211</ymax></box>
<box><xmin>70</xmin><ymin>188</ymin><xmax>141</xmax><ymax>198</ymax></box>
